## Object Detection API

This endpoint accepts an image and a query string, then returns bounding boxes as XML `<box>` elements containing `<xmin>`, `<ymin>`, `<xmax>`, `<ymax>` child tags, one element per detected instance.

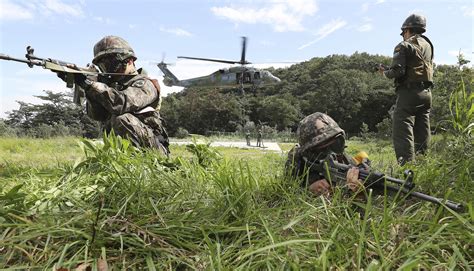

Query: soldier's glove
<box><xmin>346</xmin><ymin>167</ymin><xmax>364</xmax><ymax>193</ymax></box>
<box><xmin>55</xmin><ymin>71</ymin><xmax>92</xmax><ymax>89</ymax></box>
<box><xmin>308</xmin><ymin>179</ymin><xmax>331</xmax><ymax>197</ymax></box>
<box><xmin>73</xmin><ymin>73</ymin><xmax>93</xmax><ymax>89</ymax></box>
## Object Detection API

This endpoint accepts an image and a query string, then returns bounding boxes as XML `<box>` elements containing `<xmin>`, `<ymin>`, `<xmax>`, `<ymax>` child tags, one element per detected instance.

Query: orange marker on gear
<box><xmin>353</xmin><ymin>151</ymin><xmax>369</xmax><ymax>165</ymax></box>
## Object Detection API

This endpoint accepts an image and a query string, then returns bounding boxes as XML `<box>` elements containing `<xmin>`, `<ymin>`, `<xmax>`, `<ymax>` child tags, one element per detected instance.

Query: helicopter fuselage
<box><xmin>159</xmin><ymin>64</ymin><xmax>280</xmax><ymax>89</ymax></box>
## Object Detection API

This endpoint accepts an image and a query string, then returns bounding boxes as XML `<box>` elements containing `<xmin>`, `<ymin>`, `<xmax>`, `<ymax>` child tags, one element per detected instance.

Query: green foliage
<box><xmin>449</xmin><ymin>77</ymin><xmax>474</xmax><ymax>136</ymax></box>
<box><xmin>175</xmin><ymin>127</ymin><xmax>189</xmax><ymax>139</ymax></box>
<box><xmin>185</xmin><ymin>138</ymin><xmax>222</xmax><ymax>167</ymax></box>
<box><xmin>0</xmin><ymin>119</ymin><xmax>18</xmax><ymax>136</ymax></box>
<box><xmin>360</xmin><ymin>122</ymin><xmax>371</xmax><ymax>139</ymax></box>
<box><xmin>162</xmin><ymin>52</ymin><xmax>396</xmax><ymax>135</ymax></box>
<box><xmin>3</xmin><ymin>90</ymin><xmax>100</xmax><ymax>138</ymax></box>
<box><xmin>161</xmin><ymin>89</ymin><xmax>243</xmax><ymax>135</ymax></box>
<box><xmin>0</xmin><ymin>135</ymin><xmax>472</xmax><ymax>269</ymax></box>
<box><xmin>375</xmin><ymin>117</ymin><xmax>392</xmax><ymax>139</ymax></box>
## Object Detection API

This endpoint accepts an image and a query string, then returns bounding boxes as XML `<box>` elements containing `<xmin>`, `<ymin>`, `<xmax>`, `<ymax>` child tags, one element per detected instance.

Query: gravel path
<box><xmin>170</xmin><ymin>141</ymin><xmax>282</xmax><ymax>152</ymax></box>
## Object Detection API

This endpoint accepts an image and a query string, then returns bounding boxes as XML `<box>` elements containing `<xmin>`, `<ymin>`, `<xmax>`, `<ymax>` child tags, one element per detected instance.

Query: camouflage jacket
<box><xmin>384</xmin><ymin>34</ymin><xmax>434</xmax><ymax>86</ymax></box>
<box><xmin>85</xmin><ymin>68</ymin><xmax>161</xmax><ymax>122</ymax></box>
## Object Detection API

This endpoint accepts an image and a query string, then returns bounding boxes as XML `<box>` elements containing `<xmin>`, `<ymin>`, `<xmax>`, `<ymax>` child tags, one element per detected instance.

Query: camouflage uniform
<box><xmin>257</xmin><ymin>130</ymin><xmax>263</xmax><ymax>147</ymax></box>
<box><xmin>286</xmin><ymin>112</ymin><xmax>354</xmax><ymax>187</ymax></box>
<box><xmin>384</xmin><ymin>14</ymin><xmax>433</xmax><ymax>164</ymax></box>
<box><xmin>85</xmin><ymin>36</ymin><xmax>169</xmax><ymax>155</ymax></box>
<box><xmin>245</xmin><ymin>132</ymin><xmax>251</xmax><ymax>146</ymax></box>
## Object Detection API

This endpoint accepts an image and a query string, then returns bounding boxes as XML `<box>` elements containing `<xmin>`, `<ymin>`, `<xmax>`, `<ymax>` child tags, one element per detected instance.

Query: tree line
<box><xmin>1</xmin><ymin>52</ymin><xmax>471</xmax><ymax>138</ymax></box>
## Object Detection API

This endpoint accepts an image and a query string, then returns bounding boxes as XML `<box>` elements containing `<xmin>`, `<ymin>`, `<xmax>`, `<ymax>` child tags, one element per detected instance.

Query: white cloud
<box><xmin>0</xmin><ymin>0</ymin><xmax>84</xmax><ymax>21</ymax></box>
<box><xmin>357</xmin><ymin>23</ymin><xmax>373</xmax><ymax>32</ymax></box>
<box><xmin>0</xmin><ymin>1</ymin><xmax>34</xmax><ymax>20</ymax></box>
<box><xmin>361</xmin><ymin>3</ymin><xmax>369</xmax><ymax>13</ymax></box>
<box><xmin>461</xmin><ymin>6</ymin><xmax>474</xmax><ymax>17</ymax></box>
<box><xmin>211</xmin><ymin>0</ymin><xmax>318</xmax><ymax>32</ymax></box>
<box><xmin>94</xmin><ymin>16</ymin><xmax>114</xmax><ymax>25</ymax></box>
<box><xmin>375</xmin><ymin>0</ymin><xmax>385</xmax><ymax>4</ymax></box>
<box><xmin>44</xmin><ymin>0</ymin><xmax>83</xmax><ymax>17</ymax></box>
<box><xmin>159</xmin><ymin>26</ymin><xmax>193</xmax><ymax>37</ymax></box>
<box><xmin>357</xmin><ymin>17</ymin><xmax>374</xmax><ymax>32</ymax></box>
<box><xmin>298</xmin><ymin>18</ymin><xmax>347</xmax><ymax>50</ymax></box>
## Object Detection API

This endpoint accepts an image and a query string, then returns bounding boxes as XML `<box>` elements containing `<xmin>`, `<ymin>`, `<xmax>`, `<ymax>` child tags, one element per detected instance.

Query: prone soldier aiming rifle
<box><xmin>286</xmin><ymin>112</ymin><xmax>464</xmax><ymax>212</ymax></box>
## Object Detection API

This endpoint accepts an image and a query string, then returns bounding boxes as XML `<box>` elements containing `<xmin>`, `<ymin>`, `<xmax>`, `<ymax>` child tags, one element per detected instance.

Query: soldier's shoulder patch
<box><xmin>131</xmin><ymin>79</ymin><xmax>146</xmax><ymax>88</ymax></box>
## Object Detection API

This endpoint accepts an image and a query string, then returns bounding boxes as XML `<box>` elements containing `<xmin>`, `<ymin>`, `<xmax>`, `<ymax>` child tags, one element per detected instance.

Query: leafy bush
<box><xmin>175</xmin><ymin>127</ymin><xmax>190</xmax><ymax>138</ymax></box>
<box><xmin>449</xmin><ymin>77</ymin><xmax>474</xmax><ymax>136</ymax></box>
<box><xmin>0</xmin><ymin>120</ymin><xmax>18</xmax><ymax>137</ymax></box>
<box><xmin>375</xmin><ymin>117</ymin><xmax>392</xmax><ymax>139</ymax></box>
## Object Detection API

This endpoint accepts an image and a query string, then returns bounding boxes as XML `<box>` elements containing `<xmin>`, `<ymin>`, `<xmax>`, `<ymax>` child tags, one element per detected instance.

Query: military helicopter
<box><xmin>157</xmin><ymin>37</ymin><xmax>281</xmax><ymax>92</ymax></box>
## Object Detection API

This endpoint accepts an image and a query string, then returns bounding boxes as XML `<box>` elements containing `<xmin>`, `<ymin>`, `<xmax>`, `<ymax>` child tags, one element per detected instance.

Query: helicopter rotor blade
<box><xmin>161</xmin><ymin>52</ymin><xmax>166</xmax><ymax>63</ymax></box>
<box><xmin>177</xmin><ymin>56</ymin><xmax>239</xmax><ymax>65</ymax></box>
<box><xmin>240</xmin><ymin>36</ymin><xmax>247</xmax><ymax>65</ymax></box>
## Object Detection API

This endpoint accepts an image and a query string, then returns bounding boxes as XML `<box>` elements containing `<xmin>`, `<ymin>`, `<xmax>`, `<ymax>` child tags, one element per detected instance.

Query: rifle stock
<box><xmin>315</xmin><ymin>154</ymin><xmax>464</xmax><ymax>212</ymax></box>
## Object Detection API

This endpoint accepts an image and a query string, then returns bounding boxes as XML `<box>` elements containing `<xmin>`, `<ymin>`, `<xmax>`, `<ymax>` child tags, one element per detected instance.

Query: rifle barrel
<box><xmin>328</xmin><ymin>158</ymin><xmax>464</xmax><ymax>212</ymax></box>
<box><xmin>0</xmin><ymin>54</ymin><xmax>41</xmax><ymax>66</ymax></box>
<box><xmin>384</xmin><ymin>183</ymin><xmax>464</xmax><ymax>212</ymax></box>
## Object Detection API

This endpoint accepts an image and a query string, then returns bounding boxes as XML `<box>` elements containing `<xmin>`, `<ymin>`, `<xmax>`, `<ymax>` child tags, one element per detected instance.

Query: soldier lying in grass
<box><xmin>286</xmin><ymin>112</ymin><xmax>368</xmax><ymax>196</ymax></box>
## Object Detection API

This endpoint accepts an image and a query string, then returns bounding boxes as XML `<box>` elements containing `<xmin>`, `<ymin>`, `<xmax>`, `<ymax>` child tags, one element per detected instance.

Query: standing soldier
<box><xmin>70</xmin><ymin>36</ymin><xmax>170</xmax><ymax>155</ymax></box>
<box><xmin>379</xmin><ymin>14</ymin><xmax>434</xmax><ymax>165</ymax></box>
<box><xmin>257</xmin><ymin>129</ymin><xmax>263</xmax><ymax>147</ymax></box>
<box><xmin>245</xmin><ymin>131</ymin><xmax>251</xmax><ymax>146</ymax></box>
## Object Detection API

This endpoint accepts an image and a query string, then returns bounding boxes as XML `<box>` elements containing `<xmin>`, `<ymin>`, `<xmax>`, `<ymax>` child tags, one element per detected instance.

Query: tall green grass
<box><xmin>0</xmin><ymin>133</ymin><xmax>472</xmax><ymax>269</ymax></box>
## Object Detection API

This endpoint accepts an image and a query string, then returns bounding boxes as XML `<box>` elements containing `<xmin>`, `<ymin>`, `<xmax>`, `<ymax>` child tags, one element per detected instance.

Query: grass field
<box><xmin>0</xmin><ymin>135</ymin><xmax>472</xmax><ymax>270</ymax></box>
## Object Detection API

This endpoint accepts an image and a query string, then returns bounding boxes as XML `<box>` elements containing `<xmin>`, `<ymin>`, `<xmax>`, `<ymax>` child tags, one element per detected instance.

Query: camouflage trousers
<box><xmin>392</xmin><ymin>85</ymin><xmax>432</xmax><ymax>165</ymax></box>
<box><xmin>106</xmin><ymin>112</ymin><xmax>170</xmax><ymax>156</ymax></box>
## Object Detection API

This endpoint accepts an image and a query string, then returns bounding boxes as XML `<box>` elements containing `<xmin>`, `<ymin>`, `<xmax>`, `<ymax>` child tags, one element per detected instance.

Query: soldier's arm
<box><xmin>383</xmin><ymin>43</ymin><xmax>407</xmax><ymax>79</ymax></box>
<box><xmin>86</xmin><ymin>78</ymin><xmax>159</xmax><ymax>115</ymax></box>
<box><xmin>86</xmin><ymin>99</ymin><xmax>109</xmax><ymax>122</ymax></box>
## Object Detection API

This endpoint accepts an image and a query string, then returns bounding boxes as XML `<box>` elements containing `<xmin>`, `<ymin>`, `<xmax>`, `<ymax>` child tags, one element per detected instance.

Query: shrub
<box><xmin>0</xmin><ymin>120</ymin><xmax>18</xmax><ymax>137</ymax></box>
<box><xmin>175</xmin><ymin>127</ymin><xmax>190</xmax><ymax>138</ymax></box>
<box><xmin>375</xmin><ymin>117</ymin><xmax>392</xmax><ymax>139</ymax></box>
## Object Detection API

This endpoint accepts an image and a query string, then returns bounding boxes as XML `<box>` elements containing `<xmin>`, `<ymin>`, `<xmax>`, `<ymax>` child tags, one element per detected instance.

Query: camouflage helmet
<box><xmin>297</xmin><ymin>112</ymin><xmax>345</xmax><ymax>154</ymax></box>
<box><xmin>92</xmin><ymin>35</ymin><xmax>137</xmax><ymax>65</ymax></box>
<box><xmin>401</xmin><ymin>14</ymin><xmax>426</xmax><ymax>33</ymax></box>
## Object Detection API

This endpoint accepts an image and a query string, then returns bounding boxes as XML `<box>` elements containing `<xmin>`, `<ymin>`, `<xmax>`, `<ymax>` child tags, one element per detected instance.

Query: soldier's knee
<box><xmin>112</xmin><ymin>113</ymin><xmax>137</xmax><ymax>130</ymax></box>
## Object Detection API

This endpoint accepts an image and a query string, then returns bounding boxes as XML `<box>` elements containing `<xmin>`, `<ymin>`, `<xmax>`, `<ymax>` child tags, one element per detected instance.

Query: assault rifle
<box><xmin>367</xmin><ymin>61</ymin><xmax>389</xmax><ymax>72</ymax></box>
<box><xmin>1</xmin><ymin>46</ymin><xmax>132</xmax><ymax>105</ymax></box>
<box><xmin>308</xmin><ymin>154</ymin><xmax>464</xmax><ymax>212</ymax></box>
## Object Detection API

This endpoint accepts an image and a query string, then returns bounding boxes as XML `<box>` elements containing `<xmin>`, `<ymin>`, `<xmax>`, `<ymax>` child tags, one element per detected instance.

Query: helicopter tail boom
<box><xmin>157</xmin><ymin>62</ymin><xmax>180</xmax><ymax>87</ymax></box>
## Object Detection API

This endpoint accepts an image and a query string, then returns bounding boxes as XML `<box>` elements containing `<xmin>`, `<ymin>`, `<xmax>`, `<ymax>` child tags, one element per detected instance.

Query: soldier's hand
<box><xmin>346</xmin><ymin>167</ymin><xmax>364</xmax><ymax>193</ymax></box>
<box><xmin>378</xmin><ymin>64</ymin><xmax>385</xmax><ymax>75</ymax></box>
<box><xmin>309</xmin><ymin>179</ymin><xmax>331</xmax><ymax>196</ymax></box>
<box><xmin>74</xmin><ymin>73</ymin><xmax>94</xmax><ymax>89</ymax></box>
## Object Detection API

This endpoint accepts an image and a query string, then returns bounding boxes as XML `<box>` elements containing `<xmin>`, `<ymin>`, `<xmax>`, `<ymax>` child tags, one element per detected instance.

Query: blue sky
<box><xmin>1</xmin><ymin>0</ymin><xmax>473</xmax><ymax>118</ymax></box>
